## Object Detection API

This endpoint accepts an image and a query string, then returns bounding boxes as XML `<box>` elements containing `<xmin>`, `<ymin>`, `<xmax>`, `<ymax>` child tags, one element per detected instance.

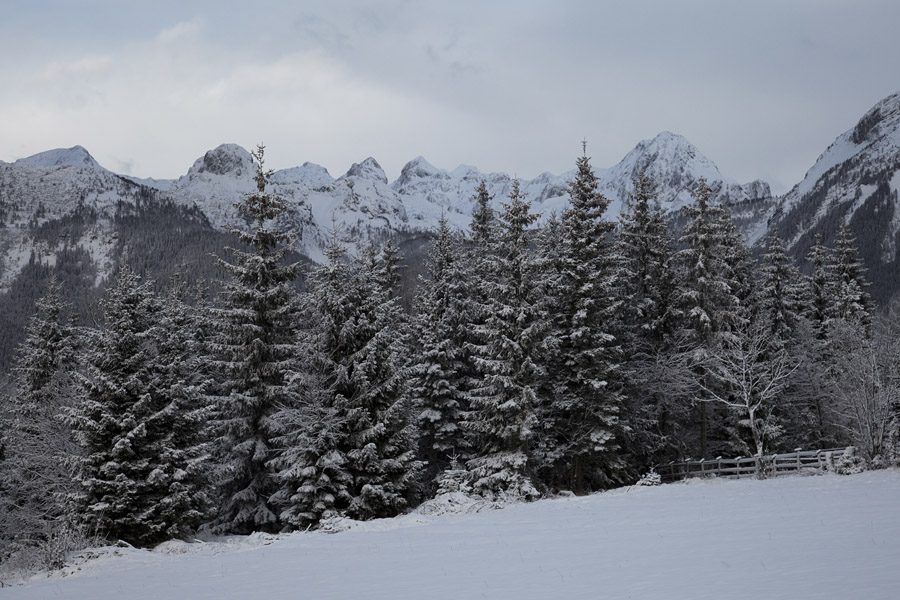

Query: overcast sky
<box><xmin>2</xmin><ymin>0</ymin><xmax>899</xmax><ymax>192</ymax></box>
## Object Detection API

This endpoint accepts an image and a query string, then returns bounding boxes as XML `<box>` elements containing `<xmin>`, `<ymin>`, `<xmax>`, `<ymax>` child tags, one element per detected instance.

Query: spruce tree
<box><xmin>467</xmin><ymin>180</ymin><xmax>543</xmax><ymax>500</ymax></box>
<box><xmin>71</xmin><ymin>266</ymin><xmax>208</xmax><ymax>546</ymax></box>
<box><xmin>805</xmin><ymin>234</ymin><xmax>832</xmax><ymax>341</ymax></box>
<box><xmin>676</xmin><ymin>178</ymin><xmax>743</xmax><ymax>458</ymax></box>
<box><xmin>617</xmin><ymin>171</ymin><xmax>680</xmax><ymax>345</ymax></box>
<box><xmin>0</xmin><ymin>278</ymin><xmax>80</xmax><ymax>556</ymax></box>
<box><xmin>207</xmin><ymin>144</ymin><xmax>303</xmax><ymax>534</ymax></box>
<box><xmin>617</xmin><ymin>171</ymin><xmax>685</xmax><ymax>468</ymax></box>
<box><xmin>149</xmin><ymin>279</ymin><xmax>214</xmax><ymax>535</ymax></box>
<box><xmin>410</xmin><ymin>215</ymin><xmax>471</xmax><ymax>487</ymax></box>
<box><xmin>538</xmin><ymin>150</ymin><xmax>624</xmax><ymax>493</ymax></box>
<box><xmin>287</xmin><ymin>237</ymin><xmax>420</xmax><ymax>523</ymax></box>
<box><xmin>342</xmin><ymin>244</ymin><xmax>421</xmax><ymax>519</ymax></box>
<box><xmin>270</xmin><ymin>238</ymin><xmax>354</xmax><ymax>529</ymax></box>
<box><xmin>758</xmin><ymin>228</ymin><xmax>805</xmax><ymax>345</ymax></box>
<box><xmin>830</xmin><ymin>219</ymin><xmax>874</xmax><ymax>330</ymax></box>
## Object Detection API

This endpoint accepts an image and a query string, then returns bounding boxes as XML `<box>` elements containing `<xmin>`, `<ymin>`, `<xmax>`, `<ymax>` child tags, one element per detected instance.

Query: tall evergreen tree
<box><xmin>617</xmin><ymin>171</ymin><xmax>679</xmax><ymax>345</ymax></box>
<box><xmin>341</xmin><ymin>245</ymin><xmax>421</xmax><ymax>519</ymax></box>
<box><xmin>0</xmin><ymin>278</ymin><xmax>80</xmax><ymax>557</ymax></box>
<box><xmin>617</xmin><ymin>172</ymin><xmax>685</xmax><ymax>468</ymax></box>
<box><xmin>467</xmin><ymin>180</ymin><xmax>543</xmax><ymax>500</ymax></box>
<box><xmin>804</xmin><ymin>233</ymin><xmax>832</xmax><ymax>341</ymax></box>
<box><xmin>538</xmin><ymin>149</ymin><xmax>624</xmax><ymax>493</ymax></box>
<box><xmin>71</xmin><ymin>266</ymin><xmax>208</xmax><ymax>546</ymax></box>
<box><xmin>207</xmin><ymin>144</ymin><xmax>303</xmax><ymax>534</ymax></box>
<box><xmin>285</xmin><ymin>236</ymin><xmax>420</xmax><ymax>524</ymax></box>
<box><xmin>410</xmin><ymin>216</ymin><xmax>471</xmax><ymax>487</ymax></box>
<box><xmin>830</xmin><ymin>219</ymin><xmax>874</xmax><ymax>330</ymax></box>
<box><xmin>149</xmin><ymin>279</ymin><xmax>214</xmax><ymax>535</ymax></box>
<box><xmin>676</xmin><ymin>178</ymin><xmax>743</xmax><ymax>457</ymax></box>
<box><xmin>270</xmin><ymin>237</ymin><xmax>355</xmax><ymax>529</ymax></box>
<box><xmin>757</xmin><ymin>228</ymin><xmax>805</xmax><ymax>345</ymax></box>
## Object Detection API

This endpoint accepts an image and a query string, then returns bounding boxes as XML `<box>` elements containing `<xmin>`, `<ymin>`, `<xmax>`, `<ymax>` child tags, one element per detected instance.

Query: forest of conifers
<box><xmin>2</xmin><ymin>145</ymin><xmax>898</xmax><ymax>571</ymax></box>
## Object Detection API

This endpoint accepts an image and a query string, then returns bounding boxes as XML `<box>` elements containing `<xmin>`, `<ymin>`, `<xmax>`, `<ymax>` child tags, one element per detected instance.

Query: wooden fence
<box><xmin>656</xmin><ymin>447</ymin><xmax>851</xmax><ymax>482</ymax></box>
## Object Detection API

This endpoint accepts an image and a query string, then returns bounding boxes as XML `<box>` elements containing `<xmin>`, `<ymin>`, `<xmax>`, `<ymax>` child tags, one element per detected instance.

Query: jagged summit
<box><xmin>849</xmin><ymin>90</ymin><xmax>900</xmax><ymax>146</ymax></box>
<box><xmin>1</xmin><ymin>129</ymin><xmax>778</xmax><ymax>285</ymax></box>
<box><xmin>342</xmin><ymin>157</ymin><xmax>388</xmax><ymax>185</ymax></box>
<box><xmin>766</xmin><ymin>90</ymin><xmax>900</xmax><ymax>303</ymax></box>
<box><xmin>393</xmin><ymin>156</ymin><xmax>450</xmax><ymax>190</ymax></box>
<box><xmin>14</xmin><ymin>145</ymin><xmax>104</xmax><ymax>170</ymax></box>
<box><xmin>188</xmin><ymin>143</ymin><xmax>254</xmax><ymax>178</ymax></box>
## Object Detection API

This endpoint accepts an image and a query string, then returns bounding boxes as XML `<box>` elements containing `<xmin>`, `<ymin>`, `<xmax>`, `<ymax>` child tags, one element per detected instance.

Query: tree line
<box><xmin>2</xmin><ymin>144</ymin><xmax>898</xmax><ymax>570</ymax></box>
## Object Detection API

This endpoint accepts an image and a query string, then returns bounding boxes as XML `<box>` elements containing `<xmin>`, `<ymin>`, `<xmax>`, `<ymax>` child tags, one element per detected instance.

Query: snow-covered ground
<box><xmin>5</xmin><ymin>470</ymin><xmax>900</xmax><ymax>599</ymax></box>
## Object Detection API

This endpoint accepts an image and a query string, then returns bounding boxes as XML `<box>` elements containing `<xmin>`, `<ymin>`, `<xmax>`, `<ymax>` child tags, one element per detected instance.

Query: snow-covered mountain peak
<box><xmin>772</xmin><ymin>89</ymin><xmax>900</xmax><ymax>265</ymax></box>
<box><xmin>393</xmin><ymin>156</ymin><xmax>450</xmax><ymax>189</ymax></box>
<box><xmin>189</xmin><ymin>143</ymin><xmax>254</xmax><ymax>178</ymax></box>
<box><xmin>598</xmin><ymin>130</ymin><xmax>744</xmax><ymax>218</ymax></box>
<box><xmin>272</xmin><ymin>162</ymin><xmax>334</xmax><ymax>189</ymax></box>
<box><xmin>621</xmin><ymin>131</ymin><xmax>722</xmax><ymax>182</ymax></box>
<box><xmin>849</xmin><ymin>90</ymin><xmax>900</xmax><ymax>146</ymax></box>
<box><xmin>14</xmin><ymin>145</ymin><xmax>104</xmax><ymax>171</ymax></box>
<box><xmin>741</xmin><ymin>179</ymin><xmax>772</xmax><ymax>201</ymax></box>
<box><xmin>342</xmin><ymin>157</ymin><xmax>388</xmax><ymax>185</ymax></box>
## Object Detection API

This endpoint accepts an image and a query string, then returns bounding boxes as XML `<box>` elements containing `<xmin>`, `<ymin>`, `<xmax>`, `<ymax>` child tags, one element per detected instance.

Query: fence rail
<box><xmin>656</xmin><ymin>447</ymin><xmax>851</xmax><ymax>482</ymax></box>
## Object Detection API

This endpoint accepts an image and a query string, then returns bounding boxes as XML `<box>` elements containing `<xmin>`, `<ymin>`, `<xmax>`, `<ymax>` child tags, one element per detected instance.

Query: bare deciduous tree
<box><xmin>700</xmin><ymin>322</ymin><xmax>799</xmax><ymax>475</ymax></box>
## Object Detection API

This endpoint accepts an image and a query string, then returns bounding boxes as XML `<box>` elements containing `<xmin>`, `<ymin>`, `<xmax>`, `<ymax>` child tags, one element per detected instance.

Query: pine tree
<box><xmin>342</xmin><ymin>245</ymin><xmax>421</xmax><ymax>519</ymax></box>
<box><xmin>617</xmin><ymin>171</ymin><xmax>685</xmax><ymax>468</ymax></box>
<box><xmin>452</xmin><ymin>179</ymin><xmax>498</xmax><ymax>464</ymax></box>
<box><xmin>676</xmin><ymin>178</ymin><xmax>743</xmax><ymax>458</ymax></box>
<box><xmin>469</xmin><ymin>180</ymin><xmax>496</xmax><ymax>254</ymax></box>
<box><xmin>757</xmin><ymin>228</ymin><xmax>805</xmax><ymax>345</ymax></box>
<box><xmin>149</xmin><ymin>279</ymin><xmax>214</xmax><ymax>536</ymax></box>
<box><xmin>617</xmin><ymin>171</ymin><xmax>680</xmax><ymax>345</ymax></box>
<box><xmin>207</xmin><ymin>144</ymin><xmax>303</xmax><ymax>534</ymax></box>
<box><xmin>71</xmin><ymin>266</ymin><xmax>208</xmax><ymax>546</ymax></box>
<box><xmin>287</xmin><ymin>237</ymin><xmax>420</xmax><ymax>523</ymax></box>
<box><xmin>0</xmin><ymin>278</ymin><xmax>80</xmax><ymax>555</ymax></box>
<box><xmin>466</xmin><ymin>180</ymin><xmax>543</xmax><ymax>500</ymax></box>
<box><xmin>804</xmin><ymin>234</ymin><xmax>832</xmax><ymax>341</ymax></box>
<box><xmin>270</xmin><ymin>237</ymin><xmax>354</xmax><ymax>529</ymax></box>
<box><xmin>830</xmin><ymin>219</ymin><xmax>874</xmax><ymax>330</ymax></box>
<box><xmin>537</xmin><ymin>149</ymin><xmax>624</xmax><ymax>493</ymax></box>
<box><xmin>410</xmin><ymin>216</ymin><xmax>471</xmax><ymax>487</ymax></box>
<box><xmin>677</xmin><ymin>178</ymin><xmax>742</xmax><ymax>341</ymax></box>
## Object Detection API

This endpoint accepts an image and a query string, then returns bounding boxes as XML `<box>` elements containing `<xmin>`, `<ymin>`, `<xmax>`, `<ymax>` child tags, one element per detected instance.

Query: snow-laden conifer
<box><xmin>537</xmin><ymin>150</ymin><xmax>624</xmax><ymax>493</ymax></box>
<box><xmin>410</xmin><ymin>215</ymin><xmax>471</xmax><ymax>487</ymax></box>
<box><xmin>830</xmin><ymin>219</ymin><xmax>873</xmax><ymax>330</ymax></box>
<box><xmin>207</xmin><ymin>144</ymin><xmax>303</xmax><ymax>534</ymax></box>
<box><xmin>757</xmin><ymin>228</ymin><xmax>805</xmax><ymax>345</ymax></box>
<box><xmin>616</xmin><ymin>172</ymin><xmax>687</xmax><ymax>469</ymax></box>
<box><xmin>71</xmin><ymin>266</ymin><xmax>208</xmax><ymax>546</ymax></box>
<box><xmin>676</xmin><ymin>178</ymin><xmax>743</xmax><ymax>457</ymax></box>
<box><xmin>466</xmin><ymin>180</ymin><xmax>543</xmax><ymax>500</ymax></box>
<box><xmin>0</xmin><ymin>277</ymin><xmax>80</xmax><ymax>559</ymax></box>
<box><xmin>804</xmin><ymin>234</ymin><xmax>832</xmax><ymax>340</ymax></box>
<box><xmin>341</xmin><ymin>243</ymin><xmax>421</xmax><ymax>519</ymax></box>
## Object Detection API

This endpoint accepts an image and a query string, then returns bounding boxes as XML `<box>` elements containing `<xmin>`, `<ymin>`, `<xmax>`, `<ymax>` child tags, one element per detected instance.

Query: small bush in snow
<box><xmin>435</xmin><ymin>462</ymin><xmax>472</xmax><ymax>496</ymax></box>
<box><xmin>833</xmin><ymin>447</ymin><xmax>867</xmax><ymax>475</ymax></box>
<box><xmin>636</xmin><ymin>469</ymin><xmax>662</xmax><ymax>486</ymax></box>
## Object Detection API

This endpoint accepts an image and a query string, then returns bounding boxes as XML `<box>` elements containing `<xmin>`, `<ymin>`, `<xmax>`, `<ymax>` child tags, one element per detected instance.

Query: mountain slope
<box><xmin>767</xmin><ymin>91</ymin><xmax>900</xmax><ymax>304</ymax></box>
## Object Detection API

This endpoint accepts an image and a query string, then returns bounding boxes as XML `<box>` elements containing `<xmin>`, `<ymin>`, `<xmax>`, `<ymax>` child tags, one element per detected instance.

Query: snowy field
<box><xmin>5</xmin><ymin>470</ymin><xmax>900</xmax><ymax>599</ymax></box>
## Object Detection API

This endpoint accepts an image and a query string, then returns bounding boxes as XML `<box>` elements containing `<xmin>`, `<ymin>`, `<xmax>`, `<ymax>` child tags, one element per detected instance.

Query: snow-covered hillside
<box><xmin>5</xmin><ymin>470</ymin><xmax>900</xmax><ymax>599</ymax></box>
<box><xmin>774</xmin><ymin>91</ymin><xmax>900</xmax><ymax>253</ymax></box>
